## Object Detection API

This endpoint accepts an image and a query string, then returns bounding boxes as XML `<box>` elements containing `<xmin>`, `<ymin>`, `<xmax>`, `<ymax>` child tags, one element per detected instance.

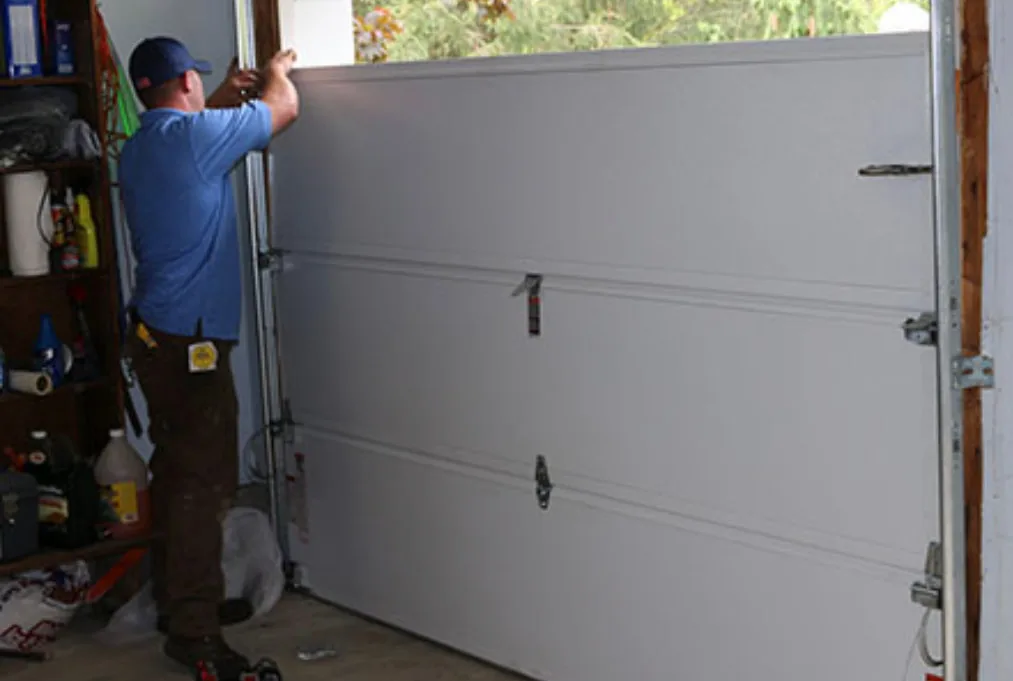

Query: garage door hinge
<box><xmin>953</xmin><ymin>355</ymin><xmax>994</xmax><ymax>390</ymax></box>
<box><xmin>910</xmin><ymin>541</ymin><xmax>942</xmax><ymax>610</ymax></box>
<box><xmin>258</xmin><ymin>248</ymin><xmax>287</xmax><ymax>272</ymax></box>
<box><xmin>902</xmin><ymin>312</ymin><xmax>937</xmax><ymax>346</ymax></box>
<box><xmin>513</xmin><ymin>274</ymin><xmax>543</xmax><ymax>337</ymax></box>
<box><xmin>268</xmin><ymin>399</ymin><xmax>297</xmax><ymax>442</ymax></box>
<box><xmin>535</xmin><ymin>455</ymin><xmax>553</xmax><ymax>510</ymax></box>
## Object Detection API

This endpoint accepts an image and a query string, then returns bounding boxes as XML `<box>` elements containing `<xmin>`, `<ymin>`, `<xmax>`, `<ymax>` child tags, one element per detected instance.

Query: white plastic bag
<box><xmin>0</xmin><ymin>561</ymin><xmax>90</xmax><ymax>653</ymax></box>
<box><xmin>93</xmin><ymin>581</ymin><xmax>158</xmax><ymax>646</ymax></box>
<box><xmin>221</xmin><ymin>507</ymin><xmax>285</xmax><ymax>618</ymax></box>
<box><xmin>97</xmin><ymin>507</ymin><xmax>284</xmax><ymax>646</ymax></box>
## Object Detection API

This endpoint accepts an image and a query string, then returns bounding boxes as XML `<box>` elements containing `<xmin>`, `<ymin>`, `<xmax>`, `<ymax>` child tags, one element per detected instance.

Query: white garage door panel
<box><xmin>276</xmin><ymin>35</ymin><xmax>933</xmax><ymax>303</ymax></box>
<box><xmin>280</xmin><ymin>260</ymin><xmax>937</xmax><ymax>568</ymax></box>
<box><xmin>296</xmin><ymin>430</ymin><xmax>929</xmax><ymax>681</ymax></box>
<box><xmin>272</xmin><ymin>32</ymin><xmax>939</xmax><ymax>681</ymax></box>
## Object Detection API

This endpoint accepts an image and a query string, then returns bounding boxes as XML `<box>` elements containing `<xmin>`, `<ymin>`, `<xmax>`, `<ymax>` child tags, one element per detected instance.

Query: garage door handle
<box><xmin>513</xmin><ymin>274</ymin><xmax>543</xmax><ymax>337</ymax></box>
<box><xmin>535</xmin><ymin>455</ymin><xmax>553</xmax><ymax>510</ymax></box>
<box><xmin>858</xmin><ymin>164</ymin><xmax>933</xmax><ymax>177</ymax></box>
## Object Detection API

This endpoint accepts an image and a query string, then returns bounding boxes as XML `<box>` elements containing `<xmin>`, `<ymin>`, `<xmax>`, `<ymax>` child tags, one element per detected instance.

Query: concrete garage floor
<box><xmin>1</xmin><ymin>595</ymin><xmax>518</xmax><ymax>681</ymax></box>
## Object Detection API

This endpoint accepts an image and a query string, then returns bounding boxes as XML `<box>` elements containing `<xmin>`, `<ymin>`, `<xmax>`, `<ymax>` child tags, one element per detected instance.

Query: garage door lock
<box><xmin>535</xmin><ymin>455</ymin><xmax>553</xmax><ymax>510</ymax></box>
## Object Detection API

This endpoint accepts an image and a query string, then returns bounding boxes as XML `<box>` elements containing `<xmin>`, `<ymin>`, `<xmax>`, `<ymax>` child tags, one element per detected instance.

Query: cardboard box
<box><xmin>2</xmin><ymin>0</ymin><xmax>42</xmax><ymax>78</ymax></box>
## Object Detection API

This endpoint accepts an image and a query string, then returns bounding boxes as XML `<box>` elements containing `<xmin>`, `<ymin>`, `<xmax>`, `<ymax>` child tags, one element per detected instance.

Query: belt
<box><xmin>129</xmin><ymin>309</ymin><xmax>207</xmax><ymax>349</ymax></box>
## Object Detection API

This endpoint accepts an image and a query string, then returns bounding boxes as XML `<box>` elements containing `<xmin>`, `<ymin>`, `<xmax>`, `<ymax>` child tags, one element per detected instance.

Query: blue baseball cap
<box><xmin>129</xmin><ymin>37</ymin><xmax>212</xmax><ymax>92</ymax></box>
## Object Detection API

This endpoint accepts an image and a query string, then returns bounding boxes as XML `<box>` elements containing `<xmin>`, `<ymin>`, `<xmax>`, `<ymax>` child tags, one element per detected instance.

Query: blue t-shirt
<box><xmin>119</xmin><ymin>101</ymin><xmax>273</xmax><ymax>341</ymax></box>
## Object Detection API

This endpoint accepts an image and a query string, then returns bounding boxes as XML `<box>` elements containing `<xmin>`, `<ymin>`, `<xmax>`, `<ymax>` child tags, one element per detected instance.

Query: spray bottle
<box><xmin>34</xmin><ymin>314</ymin><xmax>64</xmax><ymax>387</ymax></box>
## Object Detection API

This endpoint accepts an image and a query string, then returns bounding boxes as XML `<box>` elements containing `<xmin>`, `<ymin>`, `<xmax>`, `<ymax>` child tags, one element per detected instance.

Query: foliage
<box><xmin>352</xmin><ymin>0</ymin><xmax>929</xmax><ymax>63</ymax></box>
<box><xmin>354</xmin><ymin>8</ymin><xmax>405</xmax><ymax>62</ymax></box>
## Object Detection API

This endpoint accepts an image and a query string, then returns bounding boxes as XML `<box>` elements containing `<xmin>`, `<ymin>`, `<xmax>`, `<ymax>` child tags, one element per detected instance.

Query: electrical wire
<box><xmin>900</xmin><ymin>615</ymin><xmax>919</xmax><ymax>681</ymax></box>
<box><xmin>243</xmin><ymin>403</ymin><xmax>301</xmax><ymax>485</ymax></box>
<box><xmin>243</xmin><ymin>422</ymin><xmax>273</xmax><ymax>483</ymax></box>
<box><xmin>901</xmin><ymin>607</ymin><xmax>944</xmax><ymax>681</ymax></box>
<box><xmin>35</xmin><ymin>171</ymin><xmax>53</xmax><ymax>247</ymax></box>
<box><xmin>917</xmin><ymin>607</ymin><xmax>944</xmax><ymax>668</ymax></box>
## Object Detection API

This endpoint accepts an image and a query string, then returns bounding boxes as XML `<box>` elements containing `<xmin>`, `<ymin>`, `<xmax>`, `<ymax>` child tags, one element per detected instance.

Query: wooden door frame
<box><xmin>959</xmin><ymin>0</ymin><xmax>988</xmax><ymax>679</ymax></box>
<box><xmin>244</xmin><ymin>0</ymin><xmax>990</xmax><ymax>676</ymax></box>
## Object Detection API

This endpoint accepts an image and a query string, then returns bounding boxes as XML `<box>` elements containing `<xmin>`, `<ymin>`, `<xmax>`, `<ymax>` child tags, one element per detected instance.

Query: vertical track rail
<box><xmin>929</xmin><ymin>0</ymin><xmax>969</xmax><ymax>677</ymax></box>
<box><xmin>234</xmin><ymin>0</ymin><xmax>292</xmax><ymax>565</ymax></box>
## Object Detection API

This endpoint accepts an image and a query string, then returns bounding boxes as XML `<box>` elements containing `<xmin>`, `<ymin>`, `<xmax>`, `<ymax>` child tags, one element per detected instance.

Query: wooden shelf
<box><xmin>0</xmin><ymin>377</ymin><xmax>111</xmax><ymax>407</ymax></box>
<box><xmin>0</xmin><ymin>268</ymin><xmax>108</xmax><ymax>291</ymax></box>
<box><xmin>0</xmin><ymin>75</ymin><xmax>87</xmax><ymax>88</ymax></box>
<box><xmin>0</xmin><ymin>159</ymin><xmax>98</xmax><ymax>176</ymax></box>
<box><xmin>0</xmin><ymin>4</ymin><xmax>127</xmax><ymax>500</ymax></box>
<box><xmin>0</xmin><ymin>534</ymin><xmax>153</xmax><ymax>578</ymax></box>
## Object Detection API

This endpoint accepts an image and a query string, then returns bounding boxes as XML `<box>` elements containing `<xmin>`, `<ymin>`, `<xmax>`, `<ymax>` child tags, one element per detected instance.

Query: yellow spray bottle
<box><xmin>75</xmin><ymin>193</ymin><xmax>99</xmax><ymax>269</ymax></box>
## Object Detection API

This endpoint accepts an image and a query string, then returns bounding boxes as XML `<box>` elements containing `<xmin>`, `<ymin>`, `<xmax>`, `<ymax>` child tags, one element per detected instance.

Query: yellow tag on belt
<box><xmin>187</xmin><ymin>341</ymin><xmax>218</xmax><ymax>373</ymax></box>
<box><xmin>135</xmin><ymin>322</ymin><xmax>158</xmax><ymax>350</ymax></box>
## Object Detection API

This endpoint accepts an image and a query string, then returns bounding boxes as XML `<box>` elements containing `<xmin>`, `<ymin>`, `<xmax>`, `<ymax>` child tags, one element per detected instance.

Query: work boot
<box><xmin>164</xmin><ymin>635</ymin><xmax>250</xmax><ymax>680</ymax></box>
<box><xmin>157</xmin><ymin>598</ymin><xmax>254</xmax><ymax>634</ymax></box>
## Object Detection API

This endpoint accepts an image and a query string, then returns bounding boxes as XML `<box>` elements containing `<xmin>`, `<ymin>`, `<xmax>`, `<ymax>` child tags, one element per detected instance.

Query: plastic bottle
<box><xmin>94</xmin><ymin>429</ymin><xmax>151</xmax><ymax>540</ymax></box>
<box><xmin>51</xmin><ymin>190</ymin><xmax>79</xmax><ymax>272</ymax></box>
<box><xmin>74</xmin><ymin>193</ymin><xmax>99</xmax><ymax>269</ymax></box>
<box><xmin>25</xmin><ymin>431</ymin><xmax>53</xmax><ymax>480</ymax></box>
<box><xmin>25</xmin><ymin>430</ymin><xmax>62</xmax><ymax>535</ymax></box>
<box><xmin>34</xmin><ymin>313</ymin><xmax>64</xmax><ymax>387</ymax></box>
<box><xmin>27</xmin><ymin>431</ymin><xmax>99</xmax><ymax>549</ymax></box>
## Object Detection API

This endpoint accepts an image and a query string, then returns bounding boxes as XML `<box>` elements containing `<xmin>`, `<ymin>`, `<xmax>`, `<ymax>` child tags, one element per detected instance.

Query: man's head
<box><xmin>129</xmin><ymin>37</ymin><xmax>212</xmax><ymax>111</ymax></box>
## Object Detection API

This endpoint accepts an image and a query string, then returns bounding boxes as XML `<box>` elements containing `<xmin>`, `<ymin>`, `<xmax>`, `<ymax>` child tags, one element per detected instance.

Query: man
<box><xmin>119</xmin><ymin>37</ymin><xmax>299</xmax><ymax>677</ymax></box>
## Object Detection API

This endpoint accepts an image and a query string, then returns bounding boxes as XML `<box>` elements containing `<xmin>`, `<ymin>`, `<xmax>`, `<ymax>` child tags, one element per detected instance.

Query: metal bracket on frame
<box><xmin>911</xmin><ymin>541</ymin><xmax>944</xmax><ymax>610</ymax></box>
<box><xmin>953</xmin><ymin>355</ymin><xmax>994</xmax><ymax>390</ymax></box>
<box><xmin>912</xmin><ymin>312</ymin><xmax>997</xmax><ymax>388</ymax></box>
<box><xmin>257</xmin><ymin>248</ymin><xmax>286</xmax><ymax>272</ymax></box>
<box><xmin>267</xmin><ymin>399</ymin><xmax>297</xmax><ymax>443</ymax></box>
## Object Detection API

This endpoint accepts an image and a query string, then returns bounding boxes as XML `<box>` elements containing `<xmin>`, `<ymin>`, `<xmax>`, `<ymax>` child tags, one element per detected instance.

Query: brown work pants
<box><xmin>126</xmin><ymin>324</ymin><xmax>238</xmax><ymax>639</ymax></box>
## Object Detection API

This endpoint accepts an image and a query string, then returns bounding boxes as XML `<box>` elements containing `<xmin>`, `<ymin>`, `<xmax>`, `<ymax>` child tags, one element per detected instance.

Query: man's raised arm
<box><xmin>260</xmin><ymin>49</ymin><xmax>300</xmax><ymax>135</ymax></box>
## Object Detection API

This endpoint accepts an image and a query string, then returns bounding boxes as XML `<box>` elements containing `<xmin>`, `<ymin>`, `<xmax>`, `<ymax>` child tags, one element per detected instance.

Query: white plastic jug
<box><xmin>94</xmin><ymin>429</ymin><xmax>151</xmax><ymax>540</ymax></box>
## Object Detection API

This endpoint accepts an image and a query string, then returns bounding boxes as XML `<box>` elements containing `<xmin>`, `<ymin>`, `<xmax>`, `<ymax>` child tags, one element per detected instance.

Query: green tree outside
<box><xmin>353</xmin><ymin>0</ymin><xmax>929</xmax><ymax>63</ymax></box>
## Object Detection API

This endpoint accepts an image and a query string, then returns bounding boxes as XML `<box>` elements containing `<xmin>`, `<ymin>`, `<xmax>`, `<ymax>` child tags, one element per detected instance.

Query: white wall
<box><xmin>279</xmin><ymin>0</ymin><xmax>355</xmax><ymax>67</ymax></box>
<box><xmin>100</xmin><ymin>0</ymin><xmax>266</xmax><ymax>484</ymax></box>
<box><xmin>982</xmin><ymin>1</ymin><xmax>1011</xmax><ymax>679</ymax></box>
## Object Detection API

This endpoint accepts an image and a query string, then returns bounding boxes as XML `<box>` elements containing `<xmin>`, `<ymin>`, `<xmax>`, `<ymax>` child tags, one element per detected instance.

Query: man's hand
<box><xmin>267</xmin><ymin>49</ymin><xmax>298</xmax><ymax>77</ymax></box>
<box><xmin>206</xmin><ymin>58</ymin><xmax>263</xmax><ymax>109</ymax></box>
<box><xmin>261</xmin><ymin>49</ymin><xmax>300</xmax><ymax>134</ymax></box>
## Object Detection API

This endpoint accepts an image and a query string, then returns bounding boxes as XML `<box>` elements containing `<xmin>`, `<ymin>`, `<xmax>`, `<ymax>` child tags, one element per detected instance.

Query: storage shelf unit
<box><xmin>0</xmin><ymin>267</ymin><xmax>108</xmax><ymax>291</ymax></box>
<box><xmin>0</xmin><ymin>534</ymin><xmax>150</xmax><ymax>579</ymax></box>
<box><xmin>0</xmin><ymin>377</ymin><xmax>111</xmax><ymax>407</ymax></box>
<box><xmin>0</xmin><ymin>159</ymin><xmax>98</xmax><ymax>176</ymax></box>
<box><xmin>0</xmin><ymin>75</ymin><xmax>88</xmax><ymax>88</ymax></box>
<box><xmin>0</xmin><ymin>0</ymin><xmax>124</xmax><ymax>460</ymax></box>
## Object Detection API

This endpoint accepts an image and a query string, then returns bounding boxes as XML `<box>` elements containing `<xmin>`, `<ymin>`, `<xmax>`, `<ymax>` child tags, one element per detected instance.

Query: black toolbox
<box><xmin>0</xmin><ymin>469</ymin><xmax>39</xmax><ymax>563</ymax></box>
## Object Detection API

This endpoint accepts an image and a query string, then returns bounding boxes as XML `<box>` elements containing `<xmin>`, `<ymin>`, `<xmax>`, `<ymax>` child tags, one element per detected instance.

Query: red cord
<box><xmin>38</xmin><ymin>0</ymin><xmax>47</xmax><ymax>63</ymax></box>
